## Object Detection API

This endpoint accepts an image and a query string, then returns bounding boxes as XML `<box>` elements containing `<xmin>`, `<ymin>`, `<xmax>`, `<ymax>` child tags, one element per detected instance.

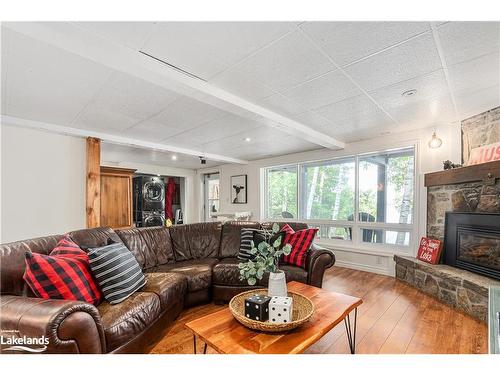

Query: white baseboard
<box><xmin>334</xmin><ymin>259</ymin><xmax>394</xmax><ymax>276</ymax></box>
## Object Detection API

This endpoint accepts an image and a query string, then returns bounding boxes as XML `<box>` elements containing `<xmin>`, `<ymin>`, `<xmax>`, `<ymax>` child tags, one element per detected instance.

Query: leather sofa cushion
<box><xmin>260</xmin><ymin>222</ymin><xmax>308</xmax><ymax>232</ymax></box>
<box><xmin>148</xmin><ymin>258</ymin><xmax>218</xmax><ymax>292</ymax></box>
<box><xmin>97</xmin><ymin>291</ymin><xmax>162</xmax><ymax>352</ymax></box>
<box><xmin>219</xmin><ymin>221</ymin><xmax>261</xmax><ymax>259</ymax></box>
<box><xmin>69</xmin><ymin>227</ymin><xmax>122</xmax><ymax>249</ymax></box>
<box><xmin>116</xmin><ymin>227</ymin><xmax>175</xmax><ymax>270</ymax></box>
<box><xmin>142</xmin><ymin>272</ymin><xmax>187</xmax><ymax>309</ymax></box>
<box><xmin>0</xmin><ymin>235</ymin><xmax>63</xmax><ymax>296</ymax></box>
<box><xmin>169</xmin><ymin>223</ymin><xmax>222</xmax><ymax>261</ymax></box>
<box><xmin>212</xmin><ymin>257</ymin><xmax>308</xmax><ymax>286</ymax></box>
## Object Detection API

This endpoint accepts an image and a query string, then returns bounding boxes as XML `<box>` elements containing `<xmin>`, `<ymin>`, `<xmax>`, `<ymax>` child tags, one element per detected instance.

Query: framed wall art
<box><xmin>230</xmin><ymin>174</ymin><xmax>247</xmax><ymax>204</ymax></box>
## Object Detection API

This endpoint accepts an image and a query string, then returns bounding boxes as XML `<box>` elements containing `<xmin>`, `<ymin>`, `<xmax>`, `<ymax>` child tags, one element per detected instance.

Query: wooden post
<box><xmin>86</xmin><ymin>137</ymin><xmax>101</xmax><ymax>228</ymax></box>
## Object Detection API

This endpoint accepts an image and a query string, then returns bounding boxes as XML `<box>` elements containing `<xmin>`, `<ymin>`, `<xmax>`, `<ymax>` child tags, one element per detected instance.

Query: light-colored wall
<box><xmin>197</xmin><ymin>123</ymin><xmax>462</xmax><ymax>275</ymax></box>
<box><xmin>1</xmin><ymin>124</ymin><xmax>86</xmax><ymax>242</ymax></box>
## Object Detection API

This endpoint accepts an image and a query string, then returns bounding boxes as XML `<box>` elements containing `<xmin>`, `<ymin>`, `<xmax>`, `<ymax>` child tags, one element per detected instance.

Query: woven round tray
<box><xmin>229</xmin><ymin>289</ymin><xmax>314</xmax><ymax>333</ymax></box>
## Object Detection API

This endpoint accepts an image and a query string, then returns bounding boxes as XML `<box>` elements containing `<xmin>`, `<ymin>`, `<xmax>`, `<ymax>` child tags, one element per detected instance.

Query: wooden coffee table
<box><xmin>185</xmin><ymin>281</ymin><xmax>362</xmax><ymax>354</ymax></box>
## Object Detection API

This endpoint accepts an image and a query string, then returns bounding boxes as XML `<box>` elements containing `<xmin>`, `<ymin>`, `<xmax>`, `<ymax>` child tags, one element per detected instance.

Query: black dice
<box><xmin>244</xmin><ymin>294</ymin><xmax>271</xmax><ymax>322</ymax></box>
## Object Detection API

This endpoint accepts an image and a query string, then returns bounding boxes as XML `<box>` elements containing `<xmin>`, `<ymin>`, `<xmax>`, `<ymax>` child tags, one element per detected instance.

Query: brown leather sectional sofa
<box><xmin>0</xmin><ymin>221</ymin><xmax>335</xmax><ymax>354</ymax></box>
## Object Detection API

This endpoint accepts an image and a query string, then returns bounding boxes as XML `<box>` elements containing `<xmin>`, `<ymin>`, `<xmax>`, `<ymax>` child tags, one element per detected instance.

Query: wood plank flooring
<box><xmin>149</xmin><ymin>266</ymin><xmax>488</xmax><ymax>354</ymax></box>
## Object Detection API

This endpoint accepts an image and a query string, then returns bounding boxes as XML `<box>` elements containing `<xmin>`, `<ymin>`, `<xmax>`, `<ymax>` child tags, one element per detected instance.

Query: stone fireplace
<box><xmin>395</xmin><ymin>159</ymin><xmax>500</xmax><ymax>321</ymax></box>
<box><xmin>427</xmin><ymin>177</ymin><xmax>500</xmax><ymax>241</ymax></box>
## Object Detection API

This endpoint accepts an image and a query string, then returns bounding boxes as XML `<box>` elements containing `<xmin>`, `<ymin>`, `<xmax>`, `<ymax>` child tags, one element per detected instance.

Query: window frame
<box><xmin>262</xmin><ymin>145</ymin><xmax>418</xmax><ymax>255</ymax></box>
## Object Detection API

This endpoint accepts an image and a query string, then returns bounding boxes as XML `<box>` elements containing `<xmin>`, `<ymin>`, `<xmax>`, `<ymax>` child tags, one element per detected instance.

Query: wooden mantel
<box><xmin>424</xmin><ymin>159</ymin><xmax>500</xmax><ymax>187</ymax></box>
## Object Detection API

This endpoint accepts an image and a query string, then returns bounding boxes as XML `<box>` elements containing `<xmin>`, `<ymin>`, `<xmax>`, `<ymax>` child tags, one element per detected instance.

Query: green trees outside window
<box><xmin>264</xmin><ymin>147</ymin><xmax>415</xmax><ymax>248</ymax></box>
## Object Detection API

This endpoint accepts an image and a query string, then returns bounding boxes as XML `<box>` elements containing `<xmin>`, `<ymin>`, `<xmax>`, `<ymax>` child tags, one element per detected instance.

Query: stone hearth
<box><xmin>394</xmin><ymin>255</ymin><xmax>500</xmax><ymax>321</ymax></box>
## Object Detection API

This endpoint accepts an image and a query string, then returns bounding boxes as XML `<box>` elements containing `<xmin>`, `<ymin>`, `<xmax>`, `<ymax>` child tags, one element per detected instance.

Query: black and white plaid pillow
<box><xmin>238</xmin><ymin>229</ymin><xmax>268</xmax><ymax>261</ymax></box>
<box><xmin>87</xmin><ymin>242</ymin><xmax>146</xmax><ymax>304</ymax></box>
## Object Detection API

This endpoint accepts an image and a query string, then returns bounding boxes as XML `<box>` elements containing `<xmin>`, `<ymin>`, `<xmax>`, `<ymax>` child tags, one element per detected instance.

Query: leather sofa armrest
<box><xmin>306</xmin><ymin>243</ymin><xmax>335</xmax><ymax>288</ymax></box>
<box><xmin>0</xmin><ymin>295</ymin><xmax>106</xmax><ymax>354</ymax></box>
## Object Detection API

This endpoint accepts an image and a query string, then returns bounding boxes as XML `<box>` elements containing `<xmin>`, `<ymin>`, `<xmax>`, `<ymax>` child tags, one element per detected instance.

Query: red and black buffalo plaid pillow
<box><xmin>280</xmin><ymin>224</ymin><xmax>318</xmax><ymax>269</ymax></box>
<box><xmin>23</xmin><ymin>235</ymin><xmax>102</xmax><ymax>305</ymax></box>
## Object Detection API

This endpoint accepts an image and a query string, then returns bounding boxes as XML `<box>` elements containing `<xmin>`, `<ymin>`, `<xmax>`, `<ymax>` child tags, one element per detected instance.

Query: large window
<box><xmin>266</xmin><ymin>165</ymin><xmax>298</xmax><ymax>219</ymax></box>
<box><xmin>358</xmin><ymin>149</ymin><xmax>414</xmax><ymax>224</ymax></box>
<box><xmin>263</xmin><ymin>147</ymin><xmax>415</xmax><ymax>253</ymax></box>
<box><xmin>300</xmin><ymin>158</ymin><xmax>355</xmax><ymax>221</ymax></box>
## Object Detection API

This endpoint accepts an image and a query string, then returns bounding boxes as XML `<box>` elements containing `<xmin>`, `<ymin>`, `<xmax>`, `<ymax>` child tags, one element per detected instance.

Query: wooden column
<box><xmin>86</xmin><ymin>137</ymin><xmax>101</xmax><ymax>228</ymax></box>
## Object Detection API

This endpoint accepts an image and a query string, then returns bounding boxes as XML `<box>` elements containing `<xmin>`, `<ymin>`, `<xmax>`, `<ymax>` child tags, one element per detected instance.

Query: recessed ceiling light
<box><xmin>402</xmin><ymin>89</ymin><xmax>417</xmax><ymax>98</ymax></box>
<box><xmin>171</xmin><ymin>155</ymin><xmax>177</xmax><ymax>161</ymax></box>
<box><xmin>244</xmin><ymin>137</ymin><xmax>252</xmax><ymax>142</ymax></box>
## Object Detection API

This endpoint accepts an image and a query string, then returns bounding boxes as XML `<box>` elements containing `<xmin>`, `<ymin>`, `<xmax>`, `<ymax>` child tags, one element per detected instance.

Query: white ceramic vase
<box><xmin>268</xmin><ymin>271</ymin><xmax>287</xmax><ymax>297</ymax></box>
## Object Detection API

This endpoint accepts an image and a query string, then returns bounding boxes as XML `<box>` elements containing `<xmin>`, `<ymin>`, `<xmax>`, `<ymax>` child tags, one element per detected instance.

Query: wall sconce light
<box><xmin>428</xmin><ymin>131</ymin><xmax>443</xmax><ymax>149</ymax></box>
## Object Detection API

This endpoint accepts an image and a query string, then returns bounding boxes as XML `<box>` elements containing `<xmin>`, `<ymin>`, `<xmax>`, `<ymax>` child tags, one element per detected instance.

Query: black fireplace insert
<box><xmin>444</xmin><ymin>212</ymin><xmax>500</xmax><ymax>280</ymax></box>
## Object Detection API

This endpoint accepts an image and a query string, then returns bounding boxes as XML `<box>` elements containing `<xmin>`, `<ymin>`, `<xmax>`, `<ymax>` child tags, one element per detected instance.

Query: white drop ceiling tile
<box><xmin>334</xmin><ymin>111</ymin><xmax>395</xmax><ymax>133</ymax></box>
<box><xmin>142</xmin><ymin>22</ymin><xmax>297</xmax><ymax>80</ymax></box>
<box><xmin>235</xmin><ymin>30</ymin><xmax>336</xmax><ymax>92</ymax></box>
<box><xmin>292</xmin><ymin>111</ymin><xmax>339</xmax><ymax>132</ymax></box>
<box><xmin>221</xmin><ymin>138</ymin><xmax>318</xmax><ymax>160</ymax></box>
<box><xmin>437</xmin><ymin>22</ymin><xmax>500</xmax><ymax>66</ymax></box>
<box><xmin>335</xmin><ymin>125</ymin><xmax>396</xmax><ymax>143</ymax></box>
<box><xmin>327</xmin><ymin>114</ymin><xmax>398</xmax><ymax>143</ymax></box>
<box><xmin>385</xmin><ymin>94</ymin><xmax>457</xmax><ymax>127</ymax></box>
<box><xmin>2</xmin><ymin>29</ymin><xmax>113</xmax><ymax>125</ymax></box>
<box><xmin>259</xmin><ymin>94</ymin><xmax>308</xmax><ymax>117</ymax></box>
<box><xmin>282</xmin><ymin>70</ymin><xmax>362</xmax><ymax>110</ymax></box>
<box><xmin>344</xmin><ymin>33</ymin><xmax>442</xmax><ymax>92</ymax></box>
<box><xmin>200</xmin><ymin>125</ymin><xmax>289</xmax><ymax>154</ymax></box>
<box><xmin>73</xmin><ymin>104</ymin><xmax>142</xmax><ymax>132</ymax></box>
<box><xmin>455</xmin><ymin>85</ymin><xmax>500</xmax><ymax>120</ymax></box>
<box><xmin>210</xmin><ymin>66</ymin><xmax>277</xmax><ymax>101</ymax></box>
<box><xmin>301</xmin><ymin>21</ymin><xmax>431</xmax><ymax>67</ymax></box>
<box><xmin>277</xmin><ymin>135</ymin><xmax>321</xmax><ymax>149</ymax></box>
<box><xmin>125</xmin><ymin>120</ymin><xmax>184</xmax><ymax>142</ymax></box>
<box><xmin>369</xmin><ymin>69</ymin><xmax>450</xmax><ymax>109</ymax></box>
<box><xmin>314</xmin><ymin>94</ymin><xmax>386</xmax><ymax>124</ymax></box>
<box><xmin>73</xmin><ymin>72</ymin><xmax>181</xmax><ymax>128</ymax></box>
<box><xmin>146</xmin><ymin>96</ymin><xmax>228</xmax><ymax>134</ymax></box>
<box><xmin>164</xmin><ymin>114</ymin><xmax>261</xmax><ymax>145</ymax></box>
<box><xmin>73</xmin><ymin>22</ymin><xmax>158</xmax><ymax>50</ymax></box>
<box><xmin>448</xmin><ymin>51</ymin><xmax>500</xmax><ymax>96</ymax></box>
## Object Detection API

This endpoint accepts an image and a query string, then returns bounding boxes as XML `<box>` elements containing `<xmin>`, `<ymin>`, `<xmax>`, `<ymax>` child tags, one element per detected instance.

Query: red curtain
<box><xmin>165</xmin><ymin>178</ymin><xmax>176</xmax><ymax>220</ymax></box>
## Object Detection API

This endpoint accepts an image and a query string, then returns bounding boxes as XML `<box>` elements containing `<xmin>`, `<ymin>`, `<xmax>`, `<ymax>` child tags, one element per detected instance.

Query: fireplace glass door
<box><xmin>444</xmin><ymin>212</ymin><xmax>500</xmax><ymax>280</ymax></box>
<box><xmin>457</xmin><ymin>228</ymin><xmax>500</xmax><ymax>272</ymax></box>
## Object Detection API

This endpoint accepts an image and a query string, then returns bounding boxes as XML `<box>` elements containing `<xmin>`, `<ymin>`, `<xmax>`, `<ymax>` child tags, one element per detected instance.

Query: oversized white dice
<box><xmin>269</xmin><ymin>296</ymin><xmax>293</xmax><ymax>323</ymax></box>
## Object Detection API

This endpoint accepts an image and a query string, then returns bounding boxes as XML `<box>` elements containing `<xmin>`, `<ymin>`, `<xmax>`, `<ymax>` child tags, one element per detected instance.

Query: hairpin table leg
<box><xmin>344</xmin><ymin>307</ymin><xmax>358</xmax><ymax>354</ymax></box>
<box><xmin>203</xmin><ymin>342</ymin><xmax>207</xmax><ymax>354</ymax></box>
<box><xmin>193</xmin><ymin>334</ymin><xmax>197</xmax><ymax>354</ymax></box>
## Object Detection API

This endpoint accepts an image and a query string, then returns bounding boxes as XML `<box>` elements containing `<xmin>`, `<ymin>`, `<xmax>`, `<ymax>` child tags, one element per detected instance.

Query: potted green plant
<box><xmin>238</xmin><ymin>223</ymin><xmax>292</xmax><ymax>297</ymax></box>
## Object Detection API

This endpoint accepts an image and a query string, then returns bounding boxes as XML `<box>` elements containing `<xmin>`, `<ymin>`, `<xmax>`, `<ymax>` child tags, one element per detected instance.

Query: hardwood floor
<box><xmin>149</xmin><ymin>266</ymin><xmax>488</xmax><ymax>354</ymax></box>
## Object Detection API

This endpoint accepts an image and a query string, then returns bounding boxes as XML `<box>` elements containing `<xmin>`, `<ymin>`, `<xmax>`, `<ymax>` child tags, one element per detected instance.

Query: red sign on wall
<box><xmin>467</xmin><ymin>141</ymin><xmax>500</xmax><ymax>165</ymax></box>
<box><xmin>416</xmin><ymin>237</ymin><xmax>443</xmax><ymax>264</ymax></box>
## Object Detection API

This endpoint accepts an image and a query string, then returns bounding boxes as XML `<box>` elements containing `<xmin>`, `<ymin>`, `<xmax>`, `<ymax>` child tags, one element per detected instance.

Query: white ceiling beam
<box><xmin>3</xmin><ymin>22</ymin><xmax>345</xmax><ymax>150</ymax></box>
<box><xmin>1</xmin><ymin>115</ymin><xmax>249</xmax><ymax>165</ymax></box>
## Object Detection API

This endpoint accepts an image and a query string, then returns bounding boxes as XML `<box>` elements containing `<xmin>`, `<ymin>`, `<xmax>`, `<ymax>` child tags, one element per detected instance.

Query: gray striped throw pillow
<box><xmin>238</xmin><ymin>228</ymin><xmax>267</xmax><ymax>261</ymax></box>
<box><xmin>87</xmin><ymin>242</ymin><xmax>146</xmax><ymax>304</ymax></box>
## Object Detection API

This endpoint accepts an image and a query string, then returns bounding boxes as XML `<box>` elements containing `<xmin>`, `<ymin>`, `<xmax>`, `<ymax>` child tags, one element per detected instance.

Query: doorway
<box><xmin>203</xmin><ymin>173</ymin><xmax>220</xmax><ymax>221</ymax></box>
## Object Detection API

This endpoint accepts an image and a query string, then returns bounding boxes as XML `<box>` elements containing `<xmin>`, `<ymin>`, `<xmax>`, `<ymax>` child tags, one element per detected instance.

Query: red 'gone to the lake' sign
<box><xmin>416</xmin><ymin>237</ymin><xmax>443</xmax><ymax>264</ymax></box>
